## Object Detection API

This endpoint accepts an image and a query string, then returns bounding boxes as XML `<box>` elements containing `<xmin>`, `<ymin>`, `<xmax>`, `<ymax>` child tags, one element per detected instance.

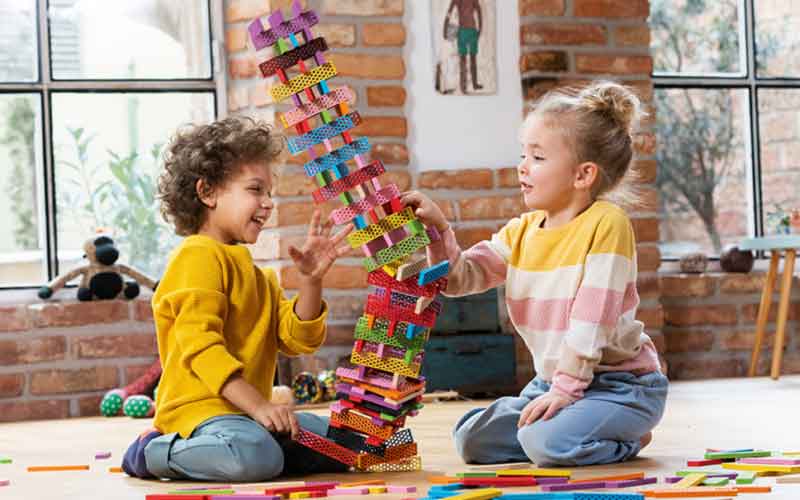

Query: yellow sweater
<box><xmin>151</xmin><ymin>235</ymin><xmax>328</xmax><ymax>438</ymax></box>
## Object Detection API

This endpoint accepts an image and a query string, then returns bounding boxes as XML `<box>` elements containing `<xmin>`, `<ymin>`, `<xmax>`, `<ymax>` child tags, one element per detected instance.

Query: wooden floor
<box><xmin>2</xmin><ymin>376</ymin><xmax>800</xmax><ymax>500</ymax></box>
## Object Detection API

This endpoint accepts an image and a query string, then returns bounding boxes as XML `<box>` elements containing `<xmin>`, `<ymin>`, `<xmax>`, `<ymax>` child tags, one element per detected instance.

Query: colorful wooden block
<box><xmin>721</xmin><ymin>462</ymin><xmax>800</xmax><ymax>474</ymax></box>
<box><xmin>734</xmin><ymin>471</ymin><xmax>757</xmax><ymax>484</ymax></box>
<box><xmin>495</xmin><ymin>468</ymin><xmax>572</xmax><ymax>478</ymax></box>
<box><xmin>248</xmin><ymin>10</ymin><xmax>319</xmax><ymax>50</ymax></box>
<box><xmin>703</xmin><ymin>450</ymin><xmax>770</xmax><ymax>460</ymax></box>
<box><xmin>364</xmin><ymin>454</ymin><xmax>422</xmax><ymax>473</ymax></box>
<box><xmin>330</xmin><ymin>184</ymin><xmax>400</xmax><ymax>225</ymax></box>
<box><xmin>260</xmin><ymin>37</ymin><xmax>328</xmax><ymax>77</ymax></box>
<box><xmin>0</xmin><ymin>479</ymin><xmax>9</xmax><ymax>487</ymax></box>
<box><xmin>328</xmin><ymin>487</ymin><xmax>369</xmax><ymax>496</ymax></box>
<box><xmin>347</xmin><ymin>207</ymin><xmax>416</xmax><ymax>248</ymax></box>
<box><xmin>0</xmin><ymin>458</ymin><xmax>11</xmax><ymax>464</ymax></box>
<box><xmin>605</xmin><ymin>477</ymin><xmax>658</xmax><ymax>488</ymax></box>
<box><xmin>455</xmin><ymin>472</ymin><xmax>496</xmax><ymax>478</ymax></box>
<box><xmin>641</xmin><ymin>487</ymin><xmax>740</xmax><ymax>498</ymax></box>
<box><xmin>368</xmin><ymin>487</ymin><xmax>388</xmax><ymax>494</ymax></box>
<box><xmin>738</xmin><ymin>457</ymin><xmax>800</xmax><ymax>465</ymax></box>
<box><xmin>306</xmin><ymin>139</ymin><xmax>373</xmax><ymax>179</ymax></box>
<box><xmin>387</xmin><ymin>486</ymin><xmax>417</xmax><ymax>493</ymax></box>
<box><xmin>687</xmin><ymin>459</ymin><xmax>722</xmax><ymax>467</ymax></box>
<box><xmin>94</xmin><ymin>451</ymin><xmax>111</xmax><ymax>460</ymax></box>
<box><xmin>27</xmin><ymin>465</ymin><xmax>90</xmax><ymax>472</ymax></box>
<box><xmin>286</xmin><ymin>109</ymin><xmax>359</xmax><ymax>154</ymax></box>
<box><xmin>701</xmin><ymin>477</ymin><xmax>728</xmax><ymax>487</ymax></box>
<box><xmin>572</xmin><ymin>472</ymin><xmax>644</xmax><ymax>483</ymax></box>
<box><xmin>293</xmin><ymin>429</ymin><xmax>357</xmax><ymax>467</ymax></box>
<box><xmin>460</xmin><ymin>477</ymin><xmax>538</xmax><ymax>487</ymax></box>
<box><xmin>418</xmin><ymin>261</ymin><xmax>450</xmax><ymax>286</ymax></box>
<box><xmin>281</xmin><ymin>86</ymin><xmax>355</xmax><ymax>128</ymax></box>
<box><xmin>396</xmin><ymin>255</ymin><xmax>428</xmax><ymax>281</ymax></box>
<box><xmin>444</xmin><ymin>488</ymin><xmax>503</xmax><ymax>500</ymax></box>
<box><xmin>341</xmin><ymin>481</ymin><xmax>386</xmax><ymax>488</ymax></box>
<box><xmin>672</xmin><ymin>473</ymin><xmax>707</xmax><ymax>488</ymax></box>
<box><xmin>541</xmin><ymin>481</ymin><xmax>606</xmax><ymax>492</ymax></box>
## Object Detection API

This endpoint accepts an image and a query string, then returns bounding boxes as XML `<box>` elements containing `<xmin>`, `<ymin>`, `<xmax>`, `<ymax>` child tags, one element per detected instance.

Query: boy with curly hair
<box><xmin>121</xmin><ymin>116</ymin><xmax>353</xmax><ymax>481</ymax></box>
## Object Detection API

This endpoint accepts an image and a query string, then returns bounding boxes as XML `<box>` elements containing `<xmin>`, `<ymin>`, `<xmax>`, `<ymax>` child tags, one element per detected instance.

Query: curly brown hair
<box><xmin>158</xmin><ymin>116</ymin><xmax>283</xmax><ymax>236</ymax></box>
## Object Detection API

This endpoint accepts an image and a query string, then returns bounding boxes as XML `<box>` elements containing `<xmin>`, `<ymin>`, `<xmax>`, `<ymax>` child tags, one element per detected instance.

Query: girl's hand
<box><xmin>254</xmin><ymin>402</ymin><xmax>299</xmax><ymax>438</ymax></box>
<box><xmin>517</xmin><ymin>391</ymin><xmax>573</xmax><ymax>427</ymax></box>
<box><xmin>288</xmin><ymin>210</ymin><xmax>353</xmax><ymax>281</ymax></box>
<box><xmin>400</xmin><ymin>191</ymin><xmax>450</xmax><ymax>233</ymax></box>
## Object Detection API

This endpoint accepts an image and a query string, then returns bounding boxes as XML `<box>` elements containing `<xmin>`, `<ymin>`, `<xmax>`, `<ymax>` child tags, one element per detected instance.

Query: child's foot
<box><xmin>639</xmin><ymin>431</ymin><xmax>653</xmax><ymax>451</ymax></box>
<box><xmin>121</xmin><ymin>428</ymin><xmax>161</xmax><ymax>478</ymax></box>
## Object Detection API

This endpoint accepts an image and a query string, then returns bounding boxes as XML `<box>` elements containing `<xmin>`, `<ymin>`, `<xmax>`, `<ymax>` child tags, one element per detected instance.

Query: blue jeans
<box><xmin>453</xmin><ymin>370</ymin><xmax>668</xmax><ymax>466</ymax></box>
<box><xmin>144</xmin><ymin>412</ymin><xmax>339</xmax><ymax>481</ymax></box>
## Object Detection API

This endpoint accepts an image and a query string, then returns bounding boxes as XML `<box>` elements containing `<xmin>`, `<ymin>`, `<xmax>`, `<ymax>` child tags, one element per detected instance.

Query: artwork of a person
<box><xmin>443</xmin><ymin>0</ymin><xmax>483</xmax><ymax>94</ymax></box>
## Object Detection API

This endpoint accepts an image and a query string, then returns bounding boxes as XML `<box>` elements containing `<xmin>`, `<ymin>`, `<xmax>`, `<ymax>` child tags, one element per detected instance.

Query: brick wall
<box><xmin>0</xmin><ymin>298</ymin><xmax>157</xmax><ymax>422</ymax></box>
<box><xmin>662</xmin><ymin>271</ymin><xmax>800</xmax><ymax>379</ymax></box>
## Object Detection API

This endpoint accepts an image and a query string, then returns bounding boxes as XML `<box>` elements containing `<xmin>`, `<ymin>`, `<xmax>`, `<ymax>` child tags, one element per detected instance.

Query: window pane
<box><xmin>52</xmin><ymin>92</ymin><xmax>214</xmax><ymax>280</ymax></box>
<box><xmin>49</xmin><ymin>0</ymin><xmax>212</xmax><ymax>80</ymax></box>
<box><xmin>0</xmin><ymin>0</ymin><xmax>38</xmax><ymax>82</ymax></box>
<box><xmin>650</xmin><ymin>0</ymin><xmax>744</xmax><ymax>76</ymax></box>
<box><xmin>656</xmin><ymin>88</ymin><xmax>752</xmax><ymax>258</ymax></box>
<box><xmin>0</xmin><ymin>94</ymin><xmax>45</xmax><ymax>286</ymax></box>
<box><xmin>759</xmin><ymin>89</ymin><xmax>800</xmax><ymax>234</ymax></box>
<box><xmin>755</xmin><ymin>0</ymin><xmax>800</xmax><ymax>78</ymax></box>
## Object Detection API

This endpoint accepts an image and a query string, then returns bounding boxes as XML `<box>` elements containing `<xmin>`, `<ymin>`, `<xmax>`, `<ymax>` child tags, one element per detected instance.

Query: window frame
<box><xmin>0</xmin><ymin>0</ymin><xmax>227</xmax><ymax>289</ymax></box>
<box><xmin>652</xmin><ymin>0</ymin><xmax>800</xmax><ymax>261</ymax></box>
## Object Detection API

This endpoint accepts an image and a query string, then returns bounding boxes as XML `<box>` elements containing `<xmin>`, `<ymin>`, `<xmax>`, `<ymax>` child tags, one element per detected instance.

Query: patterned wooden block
<box><xmin>247</xmin><ymin>10</ymin><xmax>319</xmax><ymax>50</ymax></box>
<box><xmin>271</xmin><ymin>62</ymin><xmax>338</xmax><ymax>103</ymax></box>
<box><xmin>281</xmin><ymin>86</ymin><xmax>354</xmax><ymax>129</ymax></box>
<box><xmin>347</xmin><ymin>208</ymin><xmax>416</xmax><ymax>248</ymax></box>
<box><xmin>305</xmin><ymin>138</ymin><xmax>371</xmax><ymax>178</ymax></box>
<box><xmin>259</xmin><ymin>37</ymin><xmax>328</xmax><ymax>77</ymax></box>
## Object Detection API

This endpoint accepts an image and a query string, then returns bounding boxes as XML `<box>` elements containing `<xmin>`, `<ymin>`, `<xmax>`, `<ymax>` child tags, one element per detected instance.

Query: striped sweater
<box><xmin>428</xmin><ymin>201</ymin><xmax>660</xmax><ymax>400</ymax></box>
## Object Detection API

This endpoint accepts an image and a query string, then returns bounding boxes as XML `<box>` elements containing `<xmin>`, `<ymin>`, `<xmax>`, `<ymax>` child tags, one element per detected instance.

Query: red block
<box><xmin>688</xmin><ymin>459</ymin><xmax>723</xmax><ymax>467</ymax></box>
<box><xmin>460</xmin><ymin>477</ymin><xmax>538</xmax><ymax>487</ymax></box>
<box><xmin>264</xmin><ymin>482</ymin><xmax>339</xmax><ymax>496</ymax></box>
<box><xmin>146</xmin><ymin>496</ymin><xmax>207</xmax><ymax>500</ymax></box>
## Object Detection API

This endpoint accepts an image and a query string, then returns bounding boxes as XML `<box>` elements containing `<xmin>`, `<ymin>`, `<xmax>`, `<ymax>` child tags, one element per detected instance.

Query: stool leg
<box><xmin>772</xmin><ymin>249</ymin><xmax>796</xmax><ymax>380</ymax></box>
<box><xmin>750</xmin><ymin>251</ymin><xmax>780</xmax><ymax>376</ymax></box>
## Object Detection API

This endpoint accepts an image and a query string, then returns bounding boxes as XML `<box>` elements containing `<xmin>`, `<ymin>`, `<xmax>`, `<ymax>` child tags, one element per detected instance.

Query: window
<box><xmin>0</xmin><ymin>0</ymin><xmax>224</xmax><ymax>287</ymax></box>
<box><xmin>651</xmin><ymin>0</ymin><xmax>800</xmax><ymax>259</ymax></box>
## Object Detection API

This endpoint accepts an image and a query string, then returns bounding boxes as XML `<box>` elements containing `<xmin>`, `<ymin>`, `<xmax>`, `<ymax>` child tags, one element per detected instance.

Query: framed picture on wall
<box><xmin>432</xmin><ymin>0</ymin><xmax>497</xmax><ymax>96</ymax></box>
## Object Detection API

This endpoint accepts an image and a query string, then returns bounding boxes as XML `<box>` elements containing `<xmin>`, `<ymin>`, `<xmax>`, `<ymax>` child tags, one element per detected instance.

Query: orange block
<box><xmin>571</xmin><ymin>472</ymin><xmax>645</xmax><ymax>484</ymax></box>
<box><xmin>331</xmin><ymin>409</ymin><xmax>397</xmax><ymax>440</ymax></box>
<box><xmin>429</xmin><ymin>476</ymin><xmax>461</xmax><ymax>485</ymax></box>
<box><xmin>734</xmin><ymin>485</ymin><xmax>771</xmax><ymax>493</ymax></box>
<box><xmin>341</xmin><ymin>480</ymin><xmax>386</xmax><ymax>487</ymax></box>
<box><xmin>27</xmin><ymin>465</ymin><xmax>90</xmax><ymax>472</ymax></box>
<box><xmin>643</xmin><ymin>487</ymin><xmax>739</xmax><ymax>498</ymax></box>
<box><xmin>385</xmin><ymin>442</ymin><xmax>418</xmax><ymax>461</ymax></box>
<box><xmin>108</xmin><ymin>467</ymin><xmax>124</xmax><ymax>473</ymax></box>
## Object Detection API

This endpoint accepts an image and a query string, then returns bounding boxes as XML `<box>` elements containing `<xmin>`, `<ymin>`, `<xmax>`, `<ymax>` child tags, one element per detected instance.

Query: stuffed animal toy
<box><xmin>100</xmin><ymin>360</ymin><xmax>161</xmax><ymax>418</ymax></box>
<box><xmin>38</xmin><ymin>235</ymin><xmax>157</xmax><ymax>301</ymax></box>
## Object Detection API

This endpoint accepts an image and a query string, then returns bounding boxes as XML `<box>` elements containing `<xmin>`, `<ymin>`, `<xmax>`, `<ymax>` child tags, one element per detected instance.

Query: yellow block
<box><xmin>368</xmin><ymin>487</ymin><xmax>388</xmax><ymax>494</ymax></box>
<box><xmin>672</xmin><ymin>473</ymin><xmax>706</xmax><ymax>488</ymax></box>
<box><xmin>289</xmin><ymin>493</ymin><xmax>310</xmax><ymax>499</ymax></box>
<box><xmin>722</xmin><ymin>462</ymin><xmax>800</xmax><ymax>474</ymax></box>
<box><xmin>446</xmin><ymin>488</ymin><xmax>503</xmax><ymax>500</ymax></box>
<box><xmin>496</xmin><ymin>468</ymin><xmax>572</xmax><ymax>478</ymax></box>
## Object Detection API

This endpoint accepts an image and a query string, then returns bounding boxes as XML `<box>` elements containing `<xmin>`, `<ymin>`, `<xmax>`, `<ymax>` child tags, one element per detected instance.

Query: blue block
<box><xmin>418</xmin><ymin>260</ymin><xmax>449</xmax><ymax>286</ymax></box>
<box><xmin>302</xmin><ymin>137</ymin><xmax>370</xmax><ymax>177</ymax></box>
<box><xmin>500</xmin><ymin>495</ymin><xmax>574</xmax><ymax>500</ymax></box>
<box><xmin>573</xmin><ymin>494</ymin><xmax>644</xmax><ymax>500</ymax></box>
<box><xmin>406</xmin><ymin>323</ymin><xmax>425</xmax><ymax>340</ymax></box>
<box><xmin>429</xmin><ymin>484</ymin><xmax>465</xmax><ymax>492</ymax></box>
<box><xmin>288</xmin><ymin>113</ymin><xmax>361</xmax><ymax>155</ymax></box>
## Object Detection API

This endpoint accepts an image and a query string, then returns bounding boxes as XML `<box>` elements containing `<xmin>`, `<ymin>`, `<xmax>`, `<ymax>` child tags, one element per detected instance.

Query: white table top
<box><xmin>739</xmin><ymin>235</ymin><xmax>800</xmax><ymax>250</ymax></box>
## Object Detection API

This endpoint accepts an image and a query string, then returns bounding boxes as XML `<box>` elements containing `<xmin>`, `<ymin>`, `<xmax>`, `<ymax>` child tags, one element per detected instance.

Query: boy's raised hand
<box><xmin>400</xmin><ymin>191</ymin><xmax>450</xmax><ymax>232</ymax></box>
<box><xmin>288</xmin><ymin>210</ymin><xmax>353</xmax><ymax>281</ymax></box>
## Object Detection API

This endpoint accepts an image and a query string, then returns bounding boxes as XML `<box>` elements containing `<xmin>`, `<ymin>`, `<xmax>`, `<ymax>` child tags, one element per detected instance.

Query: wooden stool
<box><xmin>740</xmin><ymin>236</ymin><xmax>799</xmax><ymax>379</ymax></box>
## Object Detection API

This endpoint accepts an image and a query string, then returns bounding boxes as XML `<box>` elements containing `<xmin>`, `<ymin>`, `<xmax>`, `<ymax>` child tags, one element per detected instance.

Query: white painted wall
<box><xmin>404</xmin><ymin>0</ymin><xmax>523</xmax><ymax>171</ymax></box>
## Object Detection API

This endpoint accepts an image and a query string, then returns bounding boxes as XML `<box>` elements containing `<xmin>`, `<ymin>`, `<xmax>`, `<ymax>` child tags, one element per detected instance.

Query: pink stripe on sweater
<box><xmin>570</xmin><ymin>284</ymin><xmax>637</xmax><ymax>327</ymax></box>
<box><xmin>507</xmin><ymin>296</ymin><xmax>574</xmax><ymax>332</ymax></box>
<box><xmin>462</xmin><ymin>242</ymin><xmax>507</xmax><ymax>284</ymax></box>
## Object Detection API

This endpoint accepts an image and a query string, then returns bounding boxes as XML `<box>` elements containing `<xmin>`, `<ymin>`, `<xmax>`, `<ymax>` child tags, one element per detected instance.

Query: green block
<box><xmin>704</xmin><ymin>450</ymin><xmax>771</xmax><ymax>460</ymax></box>
<box><xmin>702</xmin><ymin>477</ymin><xmax>729</xmax><ymax>486</ymax></box>
<box><xmin>455</xmin><ymin>472</ymin><xmax>497</xmax><ymax>478</ymax></box>
<box><xmin>363</xmin><ymin>231</ymin><xmax>431</xmax><ymax>272</ymax></box>
<box><xmin>0</xmin><ymin>458</ymin><xmax>11</xmax><ymax>464</ymax></box>
<box><xmin>676</xmin><ymin>469</ymin><xmax>726</xmax><ymax>477</ymax></box>
<box><xmin>353</xmin><ymin>316</ymin><xmax>428</xmax><ymax>352</ymax></box>
<box><xmin>168</xmin><ymin>490</ymin><xmax>236</xmax><ymax>495</ymax></box>
<box><xmin>736</xmin><ymin>471</ymin><xmax>757</xmax><ymax>484</ymax></box>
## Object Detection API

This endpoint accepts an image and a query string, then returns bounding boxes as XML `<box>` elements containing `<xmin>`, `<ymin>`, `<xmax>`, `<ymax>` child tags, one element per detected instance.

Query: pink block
<box><xmin>94</xmin><ymin>451</ymin><xmax>112</xmax><ymax>460</ymax></box>
<box><xmin>328</xmin><ymin>487</ymin><xmax>369</xmax><ymax>495</ymax></box>
<box><xmin>387</xmin><ymin>486</ymin><xmax>417</xmax><ymax>493</ymax></box>
<box><xmin>0</xmin><ymin>479</ymin><xmax>9</xmax><ymax>487</ymax></box>
<box><xmin>739</xmin><ymin>457</ymin><xmax>800</xmax><ymax>465</ymax></box>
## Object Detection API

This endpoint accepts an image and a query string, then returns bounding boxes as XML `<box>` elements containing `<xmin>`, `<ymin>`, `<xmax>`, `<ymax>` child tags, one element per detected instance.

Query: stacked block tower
<box><xmin>247</xmin><ymin>1</ymin><xmax>450</xmax><ymax>473</ymax></box>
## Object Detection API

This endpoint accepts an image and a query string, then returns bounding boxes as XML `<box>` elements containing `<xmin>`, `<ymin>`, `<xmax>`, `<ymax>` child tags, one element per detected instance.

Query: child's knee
<box><xmin>223</xmin><ymin>435</ymin><xmax>284</xmax><ymax>481</ymax></box>
<box><xmin>516</xmin><ymin>423</ymin><xmax>575</xmax><ymax>466</ymax></box>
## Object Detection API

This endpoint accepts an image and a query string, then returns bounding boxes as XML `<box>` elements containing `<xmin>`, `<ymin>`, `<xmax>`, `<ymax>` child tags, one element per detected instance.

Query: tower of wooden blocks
<box><xmin>247</xmin><ymin>1</ymin><xmax>450</xmax><ymax>472</ymax></box>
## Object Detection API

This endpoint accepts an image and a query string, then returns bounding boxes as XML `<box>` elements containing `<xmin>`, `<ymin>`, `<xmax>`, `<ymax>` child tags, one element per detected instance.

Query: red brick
<box><xmin>133</xmin><ymin>299</ymin><xmax>153</xmax><ymax>322</ymax></box>
<box><xmin>78</xmin><ymin>393</ymin><xmax>105</xmax><ymax>417</ymax></box>
<box><xmin>520</xmin><ymin>51</ymin><xmax>568</xmax><ymax>72</ymax></box>
<box><xmin>636</xmin><ymin>305</ymin><xmax>663</xmax><ymax>329</ymax></box>
<box><xmin>356</xmin><ymin>116</ymin><xmax>407</xmax><ymax>138</ymax></box>
<box><xmin>0</xmin><ymin>336</ymin><xmax>66</xmax><ymax>365</ymax></box>
<box><xmin>275</xmin><ymin>172</ymin><xmax>317</xmax><ymax>197</ymax></box>
<box><xmin>249</xmin><ymin>82</ymin><xmax>272</xmax><ymax>108</ymax></box>
<box><xmin>663</xmin><ymin>304</ymin><xmax>738</xmax><ymax>327</ymax></box>
<box><xmin>667</xmin><ymin>356</ymin><xmax>746</xmax><ymax>380</ymax></box>
<box><xmin>326</xmin><ymin>295</ymin><xmax>367</xmax><ymax>322</ymax></box>
<box><xmin>366</xmin><ymin>86</ymin><xmax>407</xmax><ymax>107</ymax></box>
<box><xmin>614</xmin><ymin>25</ymin><xmax>650</xmax><ymax>47</ymax></box>
<box><xmin>279</xmin><ymin>265</ymin><xmax>368</xmax><ymax>290</ymax></box>
<box><xmin>225</xmin><ymin>27</ymin><xmax>247</xmax><ymax>53</ymax></box>
<box><xmin>634</xmin><ymin>131</ymin><xmax>657</xmax><ymax>155</ymax></box>
<box><xmin>520</xmin><ymin>0</ymin><xmax>565</xmax><ymax>16</ymax></box>
<box><xmin>372</xmin><ymin>143</ymin><xmax>409</xmax><ymax>165</ymax></box>
<box><xmin>637</xmin><ymin>186</ymin><xmax>659</xmax><ymax>212</ymax></box>
<box><xmin>228</xmin><ymin>56</ymin><xmax>257</xmax><ymax>79</ymax></box>
<box><xmin>73</xmin><ymin>334</ymin><xmax>157</xmax><ymax>359</ymax></box>
<box><xmin>741</xmin><ymin>302</ymin><xmax>800</xmax><ymax>323</ymax></box>
<box><xmin>316</xmin><ymin>23</ymin><xmax>356</xmax><ymax>47</ymax></box>
<box><xmin>521</xmin><ymin>23</ymin><xmax>607</xmax><ymax>46</ymax></box>
<box><xmin>125</xmin><ymin>363</ymin><xmax>159</xmax><ymax>385</ymax></box>
<box><xmin>454</xmin><ymin>227</ymin><xmax>495</xmax><ymax>249</ymax></box>
<box><xmin>649</xmin><ymin>331</ymin><xmax>666</xmax><ymax>353</ymax></box>
<box><xmin>637</xmin><ymin>245</ymin><xmax>661</xmax><ymax>272</ymax></box>
<box><xmin>332</xmin><ymin>54</ymin><xmax>405</xmax><ymax>80</ymax></box>
<box><xmin>0</xmin><ymin>400</ymin><xmax>70</xmax><ymax>423</ymax></box>
<box><xmin>267</xmin><ymin>0</ymin><xmax>308</xmax><ymax>12</ymax></box>
<box><xmin>279</xmin><ymin>233</ymin><xmax>360</xmax><ymax>260</ymax></box>
<box><xmin>326</xmin><ymin>324</ymin><xmax>358</xmax><ymax>345</ymax></box>
<box><xmin>664</xmin><ymin>329</ymin><xmax>714</xmax><ymax>353</ymax></box>
<box><xmin>436</xmin><ymin>199</ymin><xmax>457</xmax><ymax>220</ymax></box>
<box><xmin>574</xmin><ymin>0</ymin><xmax>649</xmax><ymax>18</ymax></box>
<box><xmin>660</xmin><ymin>275</ymin><xmax>716</xmax><ymax>297</ymax></box>
<box><xmin>634</xmin><ymin>159</ymin><xmax>657</xmax><ymax>183</ymax></box>
<box><xmin>419</xmin><ymin>169</ymin><xmax>494</xmax><ymax>190</ymax></box>
<box><xmin>382</xmin><ymin>170</ymin><xmax>412</xmax><ymax>192</ymax></box>
<box><xmin>631</xmin><ymin>217</ymin><xmax>659</xmax><ymax>242</ymax></box>
<box><xmin>0</xmin><ymin>373</ymin><xmax>24</xmax><ymax>398</ymax></box>
<box><xmin>30</xmin><ymin>300</ymin><xmax>129</xmax><ymax>328</ymax></box>
<box><xmin>30</xmin><ymin>367</ymin><xmax>119</xmax><ymax>395</ymax></box>
<box><xmin>575</xmin><ymin>54</ymin><xmax>653</xmax><ymax>75</ymax></box>
<box><xmin>276</xmin><ymin>201</ymin><xmax>334</xmax><ymax>227</ymax></box>
<box><xmin>0</xmin><ymin>305</ymin><xmax>29</xmax><ymax>332</ymax></box>
<box><xmin>719</xmin><ymin>273</ymin><xmax>767</xmax><ymax>294</ymax></box>
<box><xmin>497</xmin><ymin>167</ymin><xmax>519</xmax><ymax>188</ymax></box>
<box><xmin>459</xmin><ymin>195</ymin><xmax>525</xmax><ymax>221</ymax></box>
<box><xmin>718</xmin><ymin>329</ymin><xmax>774</xmax><ymax>351</ymax></box>
<box><xmin>362</xmin><ymin>23</ymin><xmax>405</xmax><ymax>46</ymax></box>
<box><xmin>637</xmin><ymin>274</ymin><xmax>661</xmax><ymax>299</ymax></box>
<box><xmin>224</xmin><ymin>0</ymin><xmax>256</xmax><ymax>22</ymax></box>
<box><xmin>322</xmin><ymin>0</ymin><xmax>404</xmax><ymax>16</ymax></box>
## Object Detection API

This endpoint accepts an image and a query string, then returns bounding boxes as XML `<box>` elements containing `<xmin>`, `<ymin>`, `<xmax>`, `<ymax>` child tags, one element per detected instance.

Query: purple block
<box><xmin>605</xmin><ymin>477</ymin><xmax>658</xmax><ymax>488</ymax></box>
<box><xmin>213</xmin><ymin>496</ymin><xmax>280</xmax><ymax>500</ymax></box>
<box><xmin>176</xmin><ymin>485</ymin><xmax>232</xmax><ymax>491</ymax></box>
<box><xmin>94</xmin><ymin>451</ymin><xmax>111</xmax><ymax>460</ymax></box>
<box><xmin>541</xmin><ymin>481</ymin><xmax>606</xmax><ymax>492</ymax></box>
<box><xmin>535</xmin><ymin>477</ymin><xmax>570</xmax><ymax>485</ymax></box>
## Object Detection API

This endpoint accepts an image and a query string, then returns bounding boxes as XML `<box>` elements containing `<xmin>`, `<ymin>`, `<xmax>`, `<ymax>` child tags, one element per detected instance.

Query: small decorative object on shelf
<box><xmin>679</xmin><ymin>252</ymin><xmax>708</xmax><ymax>274</ymax></box>
<box><xmin>720</xmin><ymin>244</ymin><xmax>754</xmax><ymax>273</ymax></box>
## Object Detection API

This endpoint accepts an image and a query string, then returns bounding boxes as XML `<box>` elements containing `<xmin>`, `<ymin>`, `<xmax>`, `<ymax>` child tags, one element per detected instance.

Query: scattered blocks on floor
<box><xmin>495</xmin><ymin>468</ymin><xmax>572</xmax><ymax>478</ymax></box>
<box><xmin>0</xmin><ymin>479</ymin><xmax>9</xmax><ymax>487</ymax></box>
<box><xmin>671</xmin><ymin>473</ymin><xmax>706</xmax><ymax>488</ymax></box>
<box><xmin>94</xmin><ymin>451</ymin><xmax>111</xmax><ymax>460</ymax></box>
<box><xmin>0</xmin><ymin>458</ymin><xmax>11</xmax><ymax>464</ymax></box>
<box><xmin>27</xmin><ymin>465</ymin><xmax>90</xmax><ymax>472</ymax></box>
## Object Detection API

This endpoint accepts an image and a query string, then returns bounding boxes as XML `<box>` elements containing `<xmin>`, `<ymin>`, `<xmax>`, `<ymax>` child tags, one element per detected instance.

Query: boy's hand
<box><xmin>288</xmin><ymin>210</ymin><xmax>353</xmax><ymax>281</ymax></box>
<box><xmin>517</xmin><ymin>391</ymin><xmax>573</xmax><ymax>427</ymax></box>
<box><xmin>254</xmin><ymin>402</ymin><xmax>299</xmax><ymax>438</ymax></box>
<box><xmin>400</xmin><ymin>191</ymin><xmax>450</xmax><ymax>233</ymax></box>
